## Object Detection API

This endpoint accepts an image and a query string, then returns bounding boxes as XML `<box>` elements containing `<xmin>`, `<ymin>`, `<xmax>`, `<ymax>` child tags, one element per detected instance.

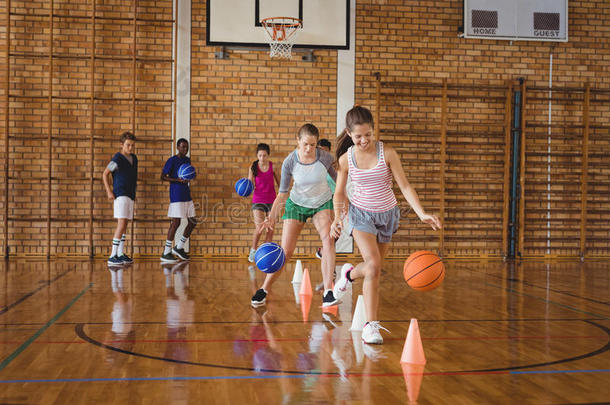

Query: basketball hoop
<box><xmin>261</xmin><ymin>17</ymin><xmax>302</xmax><ymax>59</ymax></box>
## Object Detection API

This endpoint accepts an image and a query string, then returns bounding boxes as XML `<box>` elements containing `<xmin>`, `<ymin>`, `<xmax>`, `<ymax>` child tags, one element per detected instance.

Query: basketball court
<box><xmin>1</xmin><ymin>0</ymin><xmax>609</xmax><ymax>403</ymax></box>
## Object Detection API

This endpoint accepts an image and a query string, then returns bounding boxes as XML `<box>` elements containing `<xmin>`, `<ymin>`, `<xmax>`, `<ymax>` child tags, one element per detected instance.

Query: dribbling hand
<box><xmin>259</xmin><ymin>216</ymin><xmax>275</xmax><ymax>233</ymax></box>
<box><xmin>420</xmin><ymin>213</ymin><xmax>442</xmax><ymax>230</ymax></box>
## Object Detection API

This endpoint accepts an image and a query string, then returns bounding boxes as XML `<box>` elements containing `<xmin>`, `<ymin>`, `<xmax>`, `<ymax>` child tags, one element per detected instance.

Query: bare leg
<box><xmin>250</xmin><ymin>209</ymin><xmax>267</xmax><ymax>250</ymax></box>
<box><xmin>113</xmin><ymin>219</ymin><xmax>129</xmax><ymax>240</ymax></box>
<box><xmin>312</xmin><ymin>209</ymin><xmax>335</xmax><ymax>291</ymax></box>
<box><xmin>166</xmin><ymin>218</ymin><xmax>181</xmax><ymax>241</ymax></box>
<box><xmin>184</xmin><ymin>217</ymin><xmax>197</xmax><ymax>238</ymax></box>
<box><xmin>350</xmin><ymin>230</ymin><xmax>382</xmax><ymax>322</ymax></box>
<box><xmin>261</xmin><ymin>219</ymin><xmax>305</xmax><ymax>292</ymax></box>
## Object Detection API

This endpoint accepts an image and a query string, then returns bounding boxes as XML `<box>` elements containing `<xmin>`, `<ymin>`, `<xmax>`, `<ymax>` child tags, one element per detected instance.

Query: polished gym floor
<box><xmin>1</xmin><ymin>258</ymin><xmax>608</xmax><ymax>404</ymax></box>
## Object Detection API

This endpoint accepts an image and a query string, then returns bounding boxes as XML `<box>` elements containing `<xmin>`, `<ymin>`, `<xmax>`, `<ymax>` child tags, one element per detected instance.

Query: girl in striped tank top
<box><xmin>330</xmin><ymin>106</ymin><xmax>441</xmax><ymax>345</ymax></box>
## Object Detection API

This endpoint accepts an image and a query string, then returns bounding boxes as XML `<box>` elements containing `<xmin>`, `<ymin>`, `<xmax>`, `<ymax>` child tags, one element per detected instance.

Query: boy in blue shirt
<box><xmin>102</xmin><ymin>131</ymin><xmax>138</xmax><ymax>265</ymax></box>
<box><xmin>160</xmin><ymin>138</ymin><xmax>197</xmax><ymax>262</ymax></box>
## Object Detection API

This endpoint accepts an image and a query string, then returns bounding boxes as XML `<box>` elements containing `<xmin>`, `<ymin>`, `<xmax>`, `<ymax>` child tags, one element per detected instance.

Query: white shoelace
<box><xmin>368</xmin><ymin>321</ymin><xmax>390</xmax><ymax>334</ymax></box>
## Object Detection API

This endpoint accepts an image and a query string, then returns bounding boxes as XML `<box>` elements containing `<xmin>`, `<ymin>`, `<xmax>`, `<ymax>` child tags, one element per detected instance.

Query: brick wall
<box><xmin>1</xmin><ymin>0</ymin><xmax>175</xmax><ymax>257</ymax></box>
<box><xmin>1</xmin><ymin>0</ymin><xmax>608</xmax><ymax>258</ymax></box>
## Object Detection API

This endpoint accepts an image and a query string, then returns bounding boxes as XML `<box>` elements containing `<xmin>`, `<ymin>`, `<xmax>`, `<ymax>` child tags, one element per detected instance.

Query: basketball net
<box><xmin>261</xmin><ymin>17</ymin><xmax>302</xmax><ymax>59</ymax></box>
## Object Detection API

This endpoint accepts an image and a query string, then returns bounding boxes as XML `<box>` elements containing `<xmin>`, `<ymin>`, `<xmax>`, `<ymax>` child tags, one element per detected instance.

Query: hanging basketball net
<box><xmin>261</xmin><ymin>17</ymin><xmax>302</xmax><ymax>59</ymax></box>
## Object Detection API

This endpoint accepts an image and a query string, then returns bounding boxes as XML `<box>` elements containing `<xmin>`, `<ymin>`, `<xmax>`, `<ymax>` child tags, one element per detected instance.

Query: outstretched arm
<box><xmin>385</xmin><ymin>146</ymin><xmax>442</xmax><ymax>230</ymax></box>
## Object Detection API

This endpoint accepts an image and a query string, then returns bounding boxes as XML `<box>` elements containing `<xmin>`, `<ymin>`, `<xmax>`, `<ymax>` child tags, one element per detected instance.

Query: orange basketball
<box><xmin>403</xmin><ymin>251</ymin><xmax>445</xmax><ymax>291</ymax></box>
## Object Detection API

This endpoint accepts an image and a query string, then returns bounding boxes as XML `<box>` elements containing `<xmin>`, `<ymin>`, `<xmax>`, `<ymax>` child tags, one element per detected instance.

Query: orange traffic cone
<box><xmin>401</xmin><ymin>362</ymin><xmax>425</xmax><ymax>403</ymax></box>
<box><xmin>400</xmin><ymin>318</ymin><xmax>426</xmax><ymax>365</ymax></box>
<box><xmin>300</xmin><ymin>293</ymin><xmax>312</xmax><ymax>323</ymax></box>
<box><xmin>299</xmin><ymin>268</ymin><xmax>313</xmax><ymax>296</ymax></box>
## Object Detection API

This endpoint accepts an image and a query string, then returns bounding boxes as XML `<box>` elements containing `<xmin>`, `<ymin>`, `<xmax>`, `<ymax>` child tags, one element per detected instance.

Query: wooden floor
<box><xmin>0</xmin><ymin>258</ymin><xmax>608</xmax><ymax>404</ymax></box>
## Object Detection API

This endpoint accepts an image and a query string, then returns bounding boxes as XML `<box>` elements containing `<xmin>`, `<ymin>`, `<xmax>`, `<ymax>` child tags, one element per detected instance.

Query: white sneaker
<box><xmin>333</xmin><ymin>263</ymin><xmax>353</xmax><ymax>300</ymax></box>
<box><xmin>361</xmin><ymin>321</ymin><xmax>389</xmax><ymax>345</ymax></box>
<box><xmin>248</xmin><ymin>248</ymin><xmax>256</xmax><ymax>263</ymax></box>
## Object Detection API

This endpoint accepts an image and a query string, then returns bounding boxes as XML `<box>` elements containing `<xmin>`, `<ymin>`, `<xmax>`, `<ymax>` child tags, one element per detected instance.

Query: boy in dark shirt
<box><xmin>102</xmin><ymin>131</ymin><xmax>138</xmax><ymax>265</ymax></box>
<box><xmin>160</xmin><ymin>138</ymin><xmax>197</xmax><ymax>262</ymax></box>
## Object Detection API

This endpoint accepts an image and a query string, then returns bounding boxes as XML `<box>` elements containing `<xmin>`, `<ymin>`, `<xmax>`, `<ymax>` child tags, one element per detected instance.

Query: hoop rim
<box><xmin>260</xmin><ymin>16</ymin><xmax>302</xmax><ymax>29</ymax></box>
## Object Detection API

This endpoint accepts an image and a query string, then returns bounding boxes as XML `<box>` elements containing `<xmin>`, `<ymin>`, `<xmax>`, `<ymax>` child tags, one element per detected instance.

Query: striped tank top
<box><xmin>347</xmin><ymin>141</ymin><xmax>397</xmax><ymax>212</ymax></box>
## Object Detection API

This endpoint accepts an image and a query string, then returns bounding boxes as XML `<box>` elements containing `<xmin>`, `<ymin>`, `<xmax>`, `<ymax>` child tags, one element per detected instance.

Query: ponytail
<box><xmin>335</xmin><ymin>129</ymin><xmax>354</xmax><ymax>161</ymax></box>
<box><xmin>251</xmin><ymin>160</ymin><xmax>259</xmax><ymax>177</ymax></box>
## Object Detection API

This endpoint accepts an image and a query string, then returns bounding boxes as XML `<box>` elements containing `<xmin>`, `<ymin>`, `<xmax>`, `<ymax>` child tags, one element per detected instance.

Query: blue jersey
<box><xmin>110</xmin><ymin>153</ymin><xmax>138</xmax><ymax>200</ymax></box>
<box><xmin>163</xmin><ymin>155</ymin><xmax>192</xmax><ymax>203</ymax></box>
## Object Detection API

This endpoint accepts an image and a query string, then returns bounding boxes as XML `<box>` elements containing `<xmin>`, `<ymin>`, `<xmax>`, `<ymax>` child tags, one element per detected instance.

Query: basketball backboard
<box><xmin>207</xmin><ymin>0</ymin><xmax>350</xmax><ymax>49</ymax></box>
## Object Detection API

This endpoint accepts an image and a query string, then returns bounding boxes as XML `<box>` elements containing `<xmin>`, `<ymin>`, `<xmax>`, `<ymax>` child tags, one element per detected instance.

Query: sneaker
<box><xmin>172</xmin><ymin>247</ymin><xmax>190</xmax><ymax>261</ymax></box>
<box><xmin>315</xmin><ymin>247</ymin><xmax>322</xmax><ymax>259</ymax></box>
<box><xmin>251</xmin><ymin>288</ymin><xmax>267</xmax><ymax>308</ymax></box>
<box><xmin>333</xmin><ymin>263</ymin><xmax>354</xmax><ymax>300</ymax></box>
<box><xmin>322</xmin><ymin>290</ymin><xmax>339</xmax><ymax>307</ymax></box>
<box><xmin>107</xmin><ymin>255</ymin><xmax>124</xmax><ymax>266</ymax></box>
<box><xmin>160</xmin><ymin>252</ymin><xmax>179</xmax><ymax>263</ymax></box>
<box><xmin>248</xmin><ymin>248</ymin><xmax>256</xmax><ymax>263</ymax></box>
<box><xmin>118</xmin><ymin>254</ymin><xmax>133</xmax><ymax>264</ymax></box>
<box><xmin>362</xmin><ymin>321</ymin><xmax>390</xmax><ymax>345</ymax></box>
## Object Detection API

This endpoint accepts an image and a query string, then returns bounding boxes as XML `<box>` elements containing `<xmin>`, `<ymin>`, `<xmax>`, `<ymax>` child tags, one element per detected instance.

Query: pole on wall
<box><xmin>374</xmin><ymin>72</ymin><xmax>381</xmax><ymax>140</ymax></box>
<box><xmin>172</xmin><ymin>0</ymin><xmax>178</xmax><ymax>147</ymax></box>
<box><xmin>579</xmin><ymin>82</ymin><xmax>590</xmax><ymax>261</ymax></box>
<box><xmin>130</xmin><ymin>0</ymin><xmax>137</xmax><ymax>256</ymax></box>
<box><xmin>502</xmin><ymin>80</ymin><xmax>513</xmax><ymax>260</ymax></box>
<box><xmin>4</xmin><ymin>0</ymin><xmax>10</xmax><ymax>258</ymax></box>
<box><xmin>439</xmin><ymin>79</ymin><xmax>447</xmax><ymax>256</ymax></box>
<box><xmin>518</xmin><ymin>79</ymin><xmax>527</xmax><ymax>257</ymax></box>
<box><xmin>47</xmin><ymin>0</ymin><xmax>54</xmax><ymax>258</ymax></box>
<box><xmin>89</xmin><ymin>0</ymin><xmax>96</xmax><ymax>258</ymax></box>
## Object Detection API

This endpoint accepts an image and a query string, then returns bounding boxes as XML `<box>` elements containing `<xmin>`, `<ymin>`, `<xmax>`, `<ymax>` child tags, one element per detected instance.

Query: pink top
<box><xmin>347</xmin><ymin>142</ymin><xmax>397</xmax><ymax>212</ymax></box>
<box><xmin>252</xmin><ymin>161</ymin><xmax>276</xmax><ymax>204</ymax></box>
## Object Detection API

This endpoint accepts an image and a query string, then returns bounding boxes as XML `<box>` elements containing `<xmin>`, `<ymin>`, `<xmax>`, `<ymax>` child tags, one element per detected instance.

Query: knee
<box><xmin>363</xmin><ymin>259</ymin><xmax>382</xmax><ymax>279</ymax></box>
<box><xmin>320</xmin><ymin>233</ymin><xmax>335</xmax><ymax>247</ymax></box>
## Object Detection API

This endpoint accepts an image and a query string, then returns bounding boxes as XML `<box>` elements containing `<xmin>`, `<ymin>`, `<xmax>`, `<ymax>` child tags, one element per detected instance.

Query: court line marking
<box><xmin>0</xmin><ymin>265</ymin><xmax>77</xmax><ymax>316</ymax></box>
<box><xmin>3</xmin><ymin>334</ymin><xmax>605</xmax><ymax>345</ymax></box>
<box><xmin>0</xmin><ymin>283</ymin><xmax>92</xmax><ymax>372</ymax></box>
<box><xmin>75</xmin><ymin>320</ymin><xmax>610</xmax><ymax>376</ymax></box>
<box><xmin>1</xmin><ymin>369</ymin><xmax>609</xmax><ymax>384</ymax></box>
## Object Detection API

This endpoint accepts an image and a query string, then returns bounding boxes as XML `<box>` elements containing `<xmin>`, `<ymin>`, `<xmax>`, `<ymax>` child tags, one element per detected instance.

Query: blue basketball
<box><xmin>255</xmin><ymin>242</ymin><xmax>285</xmax><ymax>274</ymax></box>
<box><xmin>178</xmin><ymin>163</ymin><xmax>196</xmax><ymax>180</ymax></box>
<box><xmin>235</xmin><ymin>178</ymin><xmax>254</xmax><ymax>197</ymax></box>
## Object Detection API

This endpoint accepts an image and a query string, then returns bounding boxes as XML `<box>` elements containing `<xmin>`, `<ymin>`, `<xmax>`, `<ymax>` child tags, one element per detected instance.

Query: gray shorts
<box><xmin>346</xmin><ymin>204</ymin><xmax>400</xmax><ymax>243</ymax></box>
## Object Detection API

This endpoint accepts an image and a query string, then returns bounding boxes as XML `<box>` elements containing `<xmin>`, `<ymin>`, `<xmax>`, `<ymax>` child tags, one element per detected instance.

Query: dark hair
<box><xmin>298</xmin><ymin>123</ymin><xmax>320</xmax><ymax>139</ymax></box>
<box><xmin>335</xmin><ymin>106</ymin><xmax>374</xmax><ymax>161</ymax></box>
<box><xmin>120</xmin><ymin>131</ymin><xmax>136</xmax><ymax>143</ymax></box>
<box><xmin>176</xmin><ymin>138</ymin><xmax>188</xmax><ymax>147</ymax></box>
<box><xmin>251</xmin><ymin>143</ymin><xmax>271</xmax><ymax>177</ymax></box>
<box><xmin>317</xmin><ymin>138</ymin><xmax>331</xmax><ymax>150</ymax></box>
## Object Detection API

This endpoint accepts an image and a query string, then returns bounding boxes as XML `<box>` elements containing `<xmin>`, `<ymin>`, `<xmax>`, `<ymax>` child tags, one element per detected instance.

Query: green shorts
<box><xmin>282</xmin><ymin>198</ymin><xmax>333</xmax><ymax>223</ymax></box>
